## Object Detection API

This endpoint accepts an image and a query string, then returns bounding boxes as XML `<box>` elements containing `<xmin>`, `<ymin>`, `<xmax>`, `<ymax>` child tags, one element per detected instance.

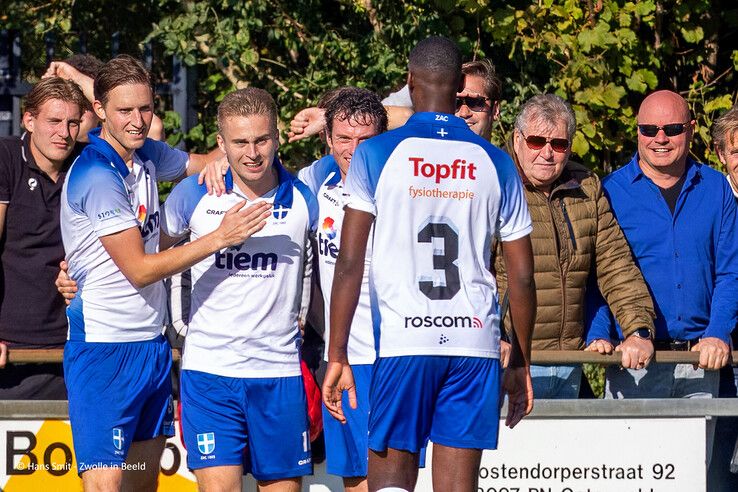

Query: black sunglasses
<box><xmin>520</xmin><ymin>132</ymin><xmax>570</xmax><ymax>153</ymax></box>
<box><xmin>455</xmin><ymin>96</ymin><xmax>490</xmax><ymax>113</ymax></box>
<box><xmin>637</xmin><ymin>122</ymin><xmax>691</xmax><ymax>138</ymax></box>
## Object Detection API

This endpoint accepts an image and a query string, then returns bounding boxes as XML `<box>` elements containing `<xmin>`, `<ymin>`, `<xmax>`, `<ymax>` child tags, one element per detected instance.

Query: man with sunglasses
<box><xmin>493</xmin><ymin>94</ymin><xmax>655</xmax><ymax>399</ymax></box>
<box><xmin>587</xmin><ymin>90</ymin><xmax>738</xmax><ymax>466</ymax></box>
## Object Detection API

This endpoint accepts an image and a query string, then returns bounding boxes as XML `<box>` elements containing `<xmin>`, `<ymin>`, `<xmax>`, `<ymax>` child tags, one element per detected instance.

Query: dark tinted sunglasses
<box><xmin>455</xmin><ymin>96</ymin><xmax>490</xmax><ymax>112</ymax></box>
<box><xmin>638</xmin><ymin>122</ymin><xmax>690</xmax><ymax>137</ymax></box>
<box><xmin>521</xmin><ymin>132</ymin><xmax>570</xmax><ymax>153</ymax></box>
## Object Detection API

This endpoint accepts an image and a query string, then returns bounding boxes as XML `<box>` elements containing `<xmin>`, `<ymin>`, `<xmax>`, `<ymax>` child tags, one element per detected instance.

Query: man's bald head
<box><xmin>637</xmin><ymin>90</ymin><xmax>691</xmax><ymax>123</ymax></box>
<box><xmin>407</xmin><ymin>36</ymin><xmax>462</xmax><ymax>113</ymax></box>
<box><xmin>636</xmin><ymin>90</ymin><xmax>695</xmax><ymax>181</ymax></box>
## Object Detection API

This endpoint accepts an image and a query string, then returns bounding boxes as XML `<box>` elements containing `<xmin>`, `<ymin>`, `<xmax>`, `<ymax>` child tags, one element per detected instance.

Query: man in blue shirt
<box><xmin>588</xmin><ymin>89</ymin><xmax>738</xmax><ymax>464</ymax></box>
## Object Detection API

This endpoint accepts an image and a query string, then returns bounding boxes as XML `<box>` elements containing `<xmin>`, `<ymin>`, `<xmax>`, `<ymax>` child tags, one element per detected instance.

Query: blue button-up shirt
<box><xmin>587</xmin><ymin>155</ymin><xmax>738</xmax><ymax>344</ymax></box>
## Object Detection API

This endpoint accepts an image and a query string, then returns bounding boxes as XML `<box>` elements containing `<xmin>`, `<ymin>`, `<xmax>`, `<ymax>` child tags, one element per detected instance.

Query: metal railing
<box><xmin>7</xmin><ymin>349</ymin><xmax>738</xmax><ymax>365</ymax></box>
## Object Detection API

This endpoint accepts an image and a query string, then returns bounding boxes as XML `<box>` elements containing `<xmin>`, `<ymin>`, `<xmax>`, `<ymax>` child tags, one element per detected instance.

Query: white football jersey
<box><xmin>161</xmin><ymin>160</ymin><xmax>317</xmax><ymax>378</ymax></box>
<box><xmin>298</xmin><ymin>156</ymin><xmax>375</xmax><ymax>364</ymax></box>
<box><xmin>344</xmin><ymin>112</ymin><xmax>532</xmax><ymax>359</ymax></box>
<box><xmin>61</xmin><ymin>129</ymin><xmax>188</xmax><ymax>343</ymax></box>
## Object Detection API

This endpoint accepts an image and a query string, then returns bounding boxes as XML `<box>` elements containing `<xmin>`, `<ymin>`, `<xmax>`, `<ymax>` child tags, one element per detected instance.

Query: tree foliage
<box><xmin>5</xmin><ymin>0</ymin><xmax>738</xmax><ymax>172</ymax></box>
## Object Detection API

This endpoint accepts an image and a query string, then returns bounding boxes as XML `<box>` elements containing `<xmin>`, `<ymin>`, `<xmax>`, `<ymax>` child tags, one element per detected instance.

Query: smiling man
<box><xmin>60</xmin><ymin>56</ymin><xmax>270</xmax><ymax>491</ymax></box>
<box><xmin>454</xmin><ymin>59</ymin><xmax>500</xmax><ymax>140</ymax></box>
<box><xmin>588</xmin><ymin>90</ymin><xmax>738</xmax><ymax>467</ymax></box>
<box><xmin>0</xmin><ymin>77</ymin><xmax>87</xmax><ymax>397</ymax></box>
<box><xmin>297</xmin><ymin>87</ymin><xmax>387</xmax><ymax>492</ymax></box>
<box><xmin>162</xmin><ymin>87</ymin><xmax>316</xmax><ymax>492</ymax></box>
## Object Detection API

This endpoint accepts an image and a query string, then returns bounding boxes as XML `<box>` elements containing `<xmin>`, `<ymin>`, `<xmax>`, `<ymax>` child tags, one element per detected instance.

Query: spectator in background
<box><xmin>0</xmin><ymin>78</ymin><xmax>88</xmax><ymax>399</ymax></box>
<box><xmin>587</xmin><ymin>90</ymin><xmax>738</xmax><ymax>466</ymax></box>
<box><xmin>494</xmin><ymin>94</ymin><xmax>655</xmax><ymax>399</ymax></box>
<box><xmin>714</xmin><ymin>105</ymin><xmax>738</xmax><ymax>199</ymax></box>
<box><xmin>708</xmin><ymin>105</ymin><xmax>738</xmax><ymax>490</ymax></box>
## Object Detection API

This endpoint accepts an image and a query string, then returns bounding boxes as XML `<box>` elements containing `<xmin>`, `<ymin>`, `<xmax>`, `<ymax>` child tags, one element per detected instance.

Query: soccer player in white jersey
<box><xmin>322</xmin><ymin>37</ymin><xmax>537</xmax><ymax>491</ymax></box>
<box><xmin>298</xmin><ymin>87</ymin><xmax>387</xmax><ymax>492</ymax></box>
<box><xmin>60</xmin><ymin>56</ymin><xmax>270</xmax><ymax>492</ymax></box>
<box><xmin>161</xmin><ymin>88</ymin><xmax>316</xmax><ymax>492</ymax></box>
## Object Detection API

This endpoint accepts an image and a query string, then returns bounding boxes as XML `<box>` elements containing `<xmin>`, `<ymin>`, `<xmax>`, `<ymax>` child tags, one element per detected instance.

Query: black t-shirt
<box><xmin>658</xmin><ymin>173</ymin><xmax>687</xmax><ymax>215</ymax></box>
<box><xmin>0</xmin><ymin>134</ymin><xmax>85</xmax><ymax>346</ymax></box>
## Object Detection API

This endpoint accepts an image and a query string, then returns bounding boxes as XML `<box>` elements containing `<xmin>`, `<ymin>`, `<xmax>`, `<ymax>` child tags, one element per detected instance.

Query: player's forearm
<box><xmin>328</xmin><ymin>208</ymin><xmax>373</xmax><ymax>362</ymax></box>
<box><xmin>127</xmin><ymin>231</ymin><xmax>224</xmax><ymax>288</ymax></box>
<box><xmin>327</xmin><ymin>261</ymin><xmax>363</xmax><ymax>363</ymax></box>
<box><xmin>186</xmin><ymin>148</ymin><xmax>225</xmax><ymax>177</ymax></box>
<box><xmin>506</xmin><ymin>273</ymin><xmax>536</xmax><ymax>367</ymax></box>
<box><xmin>501</xmin><ymin>235</ymin><xmax>536</xmax><ymax>368</ymax></box>
<box><xmin>386</xmin><ymin>106</ymin><xmax>414</xmax><ymax>130</ymax></box>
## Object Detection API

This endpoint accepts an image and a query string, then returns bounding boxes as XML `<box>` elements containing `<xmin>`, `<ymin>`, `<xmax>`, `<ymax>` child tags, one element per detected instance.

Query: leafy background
<box><xmin>4</xmin><ymin>0</ymin><xmax>737</xmax><ymax>174</ymax></box>
<box><xmin>5</xmin><ymin>0</ymin><xmax>737</xmax><ymax>395</ymax></box>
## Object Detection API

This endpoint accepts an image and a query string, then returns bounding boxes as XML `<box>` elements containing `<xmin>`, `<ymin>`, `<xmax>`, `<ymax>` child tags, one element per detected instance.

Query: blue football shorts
<box><xmin>64</xmin><ymin>335</ymin><xmax>174</xmax><ymax>474</ymax></box>
<box><xmin>181</xmin><ymin>369</ymin><xmax>312</xmax><ymax>481</ymax></box>
<box><xmin>368</xmin><ymin>355</ymin><xmax>501</xmax><ymax>452</ymax></box>
<box><xmin>322</xmin><ymin>363</ymin><xmax>372</xmax><ymax>477</ymax></box>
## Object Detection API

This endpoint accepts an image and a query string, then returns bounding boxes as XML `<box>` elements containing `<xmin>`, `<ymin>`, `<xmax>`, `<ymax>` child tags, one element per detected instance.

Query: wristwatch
<box><xmin>632</xmin><ymin>328</ymin><xmax>652</xmax><ymax>340</ymax></box>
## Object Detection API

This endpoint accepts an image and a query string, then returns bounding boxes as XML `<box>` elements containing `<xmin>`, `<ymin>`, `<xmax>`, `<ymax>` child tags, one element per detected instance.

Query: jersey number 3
<box><xmin>417</xmin><ymin>221</ymin><xmax>460</xmax><ymax>300</ymax></box>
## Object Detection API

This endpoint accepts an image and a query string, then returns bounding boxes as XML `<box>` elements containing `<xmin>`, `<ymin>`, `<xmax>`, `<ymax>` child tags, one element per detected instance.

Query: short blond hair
<box><xmin>217</xmin><ymin>88</ymin><xmax>278</xmax><ymax>135</ymax></box>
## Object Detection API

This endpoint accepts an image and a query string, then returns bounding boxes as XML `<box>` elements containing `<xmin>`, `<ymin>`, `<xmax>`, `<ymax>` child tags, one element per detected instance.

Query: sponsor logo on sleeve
<box><xmin>97</xmin><ymin>208</ymin><xmax>123</xmax><ymax>221</ymax></box>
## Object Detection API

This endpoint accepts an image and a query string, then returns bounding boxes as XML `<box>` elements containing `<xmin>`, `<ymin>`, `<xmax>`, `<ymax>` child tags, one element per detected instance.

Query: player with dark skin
<box><xmin>322</xmin><ymin>42</ymin><xmax>536</xmax><ymax>492</ymax></box>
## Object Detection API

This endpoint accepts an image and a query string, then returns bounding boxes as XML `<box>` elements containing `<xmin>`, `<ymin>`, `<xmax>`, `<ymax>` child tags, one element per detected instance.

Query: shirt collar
<box><xmin>317</xmin><ymin>154</ymin><xmax>342</xmax><ymax>187</ymax></box>
<box><xmin>728</xmin><ymin>174</ymin><xmax>738</xmax><ymax>198</ymax></box>
<box><xmin>87</xmin><ymin>127</ymin><xmax>131</xmax><ymax>178</ymax></box>
<box><xmin>20</xmin><ymin>132</ymin><xmax>40</xmax><ymax>171</ymax></box>
<box><xmin>406</xmin><ymin>112</ymin><xmax>469</xmax><ymax>129</ymax></box>
<box><xmin>625</xmin><ymin>152</ymin><xmax>702</xmax><ymax>184</ymax></box>
<box><xmin>224</xmin><ymin>156</ymin><xmax>296</xmax><ymax>208</ymax></box>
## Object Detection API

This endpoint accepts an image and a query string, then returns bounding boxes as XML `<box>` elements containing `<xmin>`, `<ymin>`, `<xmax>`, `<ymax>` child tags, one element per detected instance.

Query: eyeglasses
<box><xmin>520</xmin><ymin>132</ymin><xmax>570</xmax><ymax>153</ymax></box>
<box><xmin>455</xmin><ymin>96</ymin><xmax>490</xmax><ymax>113</ymax></box>
<box><xmin>637</xmin><ymin>122</ymin><xmax>691</xmax><ymax>138</ymax></box>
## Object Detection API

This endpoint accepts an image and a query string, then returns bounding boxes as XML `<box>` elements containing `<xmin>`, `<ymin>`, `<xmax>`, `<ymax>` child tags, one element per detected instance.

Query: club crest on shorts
<box><xmin>197</xmin><ymin>432</ymin><xmax>216</xmax><ymax>455</ymax></box>
<box><xmin>113</xmin><ymin>428</ymin><xmax>124</xmax><ymax>451</ymax></box>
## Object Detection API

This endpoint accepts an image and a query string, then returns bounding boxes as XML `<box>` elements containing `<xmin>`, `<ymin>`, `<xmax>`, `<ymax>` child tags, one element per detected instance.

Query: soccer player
<box><xmin>297</xmin><ymin>87</ymin><xmax>387</xmax><ymax>491</ymax></box>
<box><xmin>322</xmin><ymin>36</ymin><xmax>536</xmax><ymax>491</ymax></box>
<box><xmin>60</xmin><ymin>55</ymin><xmax>270</xmax><ymax>491</ymax></box>
<box><xmin>161</xmin><ymin>87</ymin><xmax>315</xmax><ymax>492</ymax></box>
